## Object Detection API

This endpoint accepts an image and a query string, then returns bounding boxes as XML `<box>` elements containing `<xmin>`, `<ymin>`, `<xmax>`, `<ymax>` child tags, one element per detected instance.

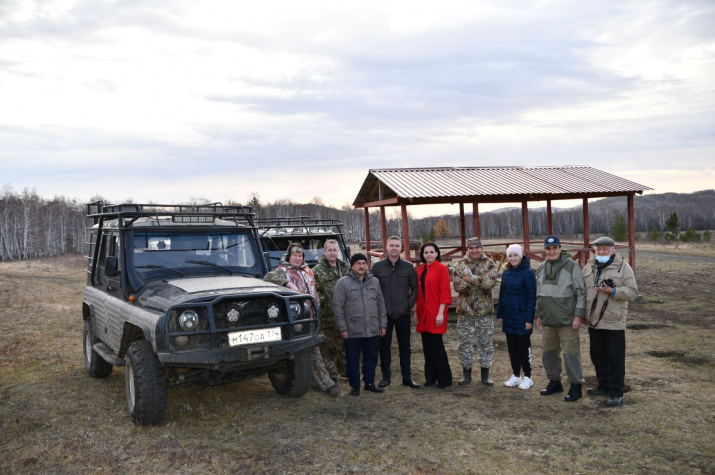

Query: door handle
<box><xmin>107</xmin><ymin>286</ymin><xmax>117</xmax><ymax>292</ymax></box>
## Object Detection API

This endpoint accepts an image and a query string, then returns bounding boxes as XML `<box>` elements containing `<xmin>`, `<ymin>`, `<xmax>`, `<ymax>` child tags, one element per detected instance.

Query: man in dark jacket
<box><xmin>535</xmin><ymin>235</ymin><xmax>587</xmax><ymax>402</ymax></box>
<box><xmin>371</xmin><ymin>236</ymin><xmax>420</xmax><ymax>389</ymax></box>
<box><xmin>333</xmin><ymin>253</ymin><xmax>387</xmax><ymax>396</ymax></box>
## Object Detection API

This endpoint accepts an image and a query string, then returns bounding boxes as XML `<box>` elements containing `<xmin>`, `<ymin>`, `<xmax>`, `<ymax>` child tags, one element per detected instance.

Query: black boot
<box><xmin>564</xmin><ymin>383</ymin><xmax>582</xmax><ymax>402</ymax></box>
<box><xmin>540</xmin><ymin>380</ymin><xmax>564</xmax><ymax>396</ymax></box>
<box><xmin>458</xmin><ymin>368</ymin><xmax>472</xmax><ymax>386</ymax></box>
<box><xmin>480</xmin><ymin>367</ymin><xmax>493</xmax><ymax>387</ymax></box>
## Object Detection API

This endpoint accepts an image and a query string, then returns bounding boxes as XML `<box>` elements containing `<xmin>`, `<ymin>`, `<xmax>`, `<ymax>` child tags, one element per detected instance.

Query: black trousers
<box><xmin>379</xmin><ymin>314</ymin><xmax>412</xmax><ymax>380</ymax></box>
<box><xmin>421</xmin><ymin>332</ymin><xmax>452</xmax><ymax>386</ymax></box>
<box><xmin>506</xmin><ymin>333</ymin><xmax>532</xmax><ymax>378</ymax></box>
<box><xmin>588</xmin><ymin>327</ymin><xmax>626</xmax><ymax>397</ymax></box>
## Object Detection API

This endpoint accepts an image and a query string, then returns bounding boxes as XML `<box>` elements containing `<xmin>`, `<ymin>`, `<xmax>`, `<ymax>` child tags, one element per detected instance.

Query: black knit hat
<box><xmin>350</xmin><ymin>253</ymin><xmax>368</xmax><ymax>266</ymax></box>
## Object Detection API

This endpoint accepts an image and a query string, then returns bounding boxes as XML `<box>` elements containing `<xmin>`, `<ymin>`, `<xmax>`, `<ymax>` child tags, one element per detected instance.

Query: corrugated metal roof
<box><xmin>353</xmin><ymin>166</ymin><xmax>652</xmax><ymax>205</ymax></box>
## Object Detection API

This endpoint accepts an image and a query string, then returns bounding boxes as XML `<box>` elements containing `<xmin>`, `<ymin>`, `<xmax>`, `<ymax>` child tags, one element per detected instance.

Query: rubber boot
<box><xmin>458</xmin><ymin>367</ymin><xmax>472</xmax><ymax>386</ymax></box>
<box><xmin>480</xmin><ymin>367</ymin><xmax>494</xmax><ymax>387</ymax></box>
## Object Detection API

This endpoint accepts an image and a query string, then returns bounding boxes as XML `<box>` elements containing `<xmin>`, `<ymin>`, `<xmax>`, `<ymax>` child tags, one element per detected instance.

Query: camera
<box><xmin>599</xmin><ymin>278</ymin><xmax>615</xmax><ymax>288</ymax></box>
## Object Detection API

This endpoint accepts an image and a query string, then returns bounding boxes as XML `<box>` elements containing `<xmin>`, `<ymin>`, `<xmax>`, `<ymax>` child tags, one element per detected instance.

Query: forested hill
<box><xmin>597</xmin><ymin>189</ymin><xmax>715</xmax><ymax>210</ymax></box>
<box><xmin>0</xmin><ymin>188</ymin><xmax>713</xmax><ymax>261</ymax></box>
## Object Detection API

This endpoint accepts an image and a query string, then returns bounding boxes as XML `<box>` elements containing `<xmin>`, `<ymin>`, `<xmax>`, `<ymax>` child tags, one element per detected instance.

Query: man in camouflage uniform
<box><xmin>451</xmin><ymin>237</ymin><xmax>498</xmax><ymax>386</ymax></box>
<box><xmin>313</xmin><ymin>239</ymin><xmax>350</xmax><ymax>382</ymax></box>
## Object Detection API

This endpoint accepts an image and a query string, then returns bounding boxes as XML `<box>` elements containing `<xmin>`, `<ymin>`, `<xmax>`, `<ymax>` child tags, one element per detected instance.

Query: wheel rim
<box><xmin>127</xmin><ymin>364</ymin><xmax>135</xmax><ymax>411</ymax></box>
<box><xmin>84</xmin><ymin>329</ymin><xmax>92</xmax><ymax>367</ymax></box>
<box><xmin>272</xmin><ymin>361</ymin><xmax>288</xmax><ymax>381</ymax></box>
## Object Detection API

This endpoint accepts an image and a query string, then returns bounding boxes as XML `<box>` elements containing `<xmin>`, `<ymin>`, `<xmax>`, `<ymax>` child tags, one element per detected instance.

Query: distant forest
<box><xmin>1</xmin><ymin>187</ymin><xmax>713</xmax><ymax>261</ymax></box>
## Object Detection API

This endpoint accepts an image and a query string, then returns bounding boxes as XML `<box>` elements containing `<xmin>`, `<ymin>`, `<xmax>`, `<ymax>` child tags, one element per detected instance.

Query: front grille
<box><xmin>166</xmin><ymin>294</ymin><xmax>317</xmax><ymax>353</ymax></box>
<box><xmin>213</xmin><ymin>296</ymin><xmax>288</xmax><ymax>330</ymax></box>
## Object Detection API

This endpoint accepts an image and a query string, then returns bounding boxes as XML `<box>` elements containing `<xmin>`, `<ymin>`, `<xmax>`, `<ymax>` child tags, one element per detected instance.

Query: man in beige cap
<box><xmin>582</xmin><ymin>236</ymin><xmax>639</xmax><ymax>407</ymax></box>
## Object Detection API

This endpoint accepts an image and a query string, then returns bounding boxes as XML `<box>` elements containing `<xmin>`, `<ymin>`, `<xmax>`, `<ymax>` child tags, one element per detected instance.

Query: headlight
<box><xmin>289</xmin><ymin>302</ymin><xmax>302</xmax><ymax>318</ymax></box>
<box><xmin>178</xmin><ymin>310</ymin><xmax>199</xmax><ymax>331</ymax></box>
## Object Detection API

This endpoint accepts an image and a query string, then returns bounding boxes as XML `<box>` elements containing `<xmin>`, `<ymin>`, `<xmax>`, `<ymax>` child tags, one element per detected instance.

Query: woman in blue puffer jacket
<box><xmin>497</xmin><ymin>244</ymin><xmax>537</xmax><ymax>390</ymax></box>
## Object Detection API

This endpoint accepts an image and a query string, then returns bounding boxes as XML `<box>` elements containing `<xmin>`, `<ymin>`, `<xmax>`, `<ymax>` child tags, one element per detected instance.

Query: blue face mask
<box><xmin>595</xmin><ymin>255</ymin><xmax>611</xmax><ymax>264</ymax></box>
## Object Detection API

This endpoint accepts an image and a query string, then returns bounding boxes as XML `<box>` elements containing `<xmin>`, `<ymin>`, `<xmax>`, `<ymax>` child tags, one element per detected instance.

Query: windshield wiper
<box><xmin>135</xmin><ymin>265</ymin><xmax>185</xmax><ymax>277</ymax></box>
<box><xmin>185</xmin><ymin>260</ymin><xmax>234</xmax><ymax>275</ymax></box>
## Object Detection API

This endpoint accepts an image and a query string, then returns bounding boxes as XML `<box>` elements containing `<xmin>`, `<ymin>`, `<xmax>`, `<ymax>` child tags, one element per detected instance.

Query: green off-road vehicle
<box><xmin>82</xmin><ymin>202</ymin><xmax>322</xmax><ymax>425</ymax></box>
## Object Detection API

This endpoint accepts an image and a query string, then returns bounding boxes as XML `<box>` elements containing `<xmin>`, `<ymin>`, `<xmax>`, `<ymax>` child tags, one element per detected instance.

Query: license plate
<box><xmin>228</xmin><ymin>328</ymin><xmax>282</xmax><ymax>346</ymax></box>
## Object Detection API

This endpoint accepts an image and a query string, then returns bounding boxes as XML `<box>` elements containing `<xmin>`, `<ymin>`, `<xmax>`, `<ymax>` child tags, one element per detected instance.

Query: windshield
<box><xmin>132</xmin><ymin>231</ymin><xmax>260</xmax><ymax>275</ymax></box>
<box><xmin>261</xmin><ymin>236</ymin><xmax>347</xmax><ymax>269</ymax></box>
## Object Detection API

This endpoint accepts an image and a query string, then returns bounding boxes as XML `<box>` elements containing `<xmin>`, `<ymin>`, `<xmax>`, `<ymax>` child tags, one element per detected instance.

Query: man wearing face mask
<box><xmin>581</xmin><ymin>236</ymin><xmax>639</xmax><ymax>407</ymax></box>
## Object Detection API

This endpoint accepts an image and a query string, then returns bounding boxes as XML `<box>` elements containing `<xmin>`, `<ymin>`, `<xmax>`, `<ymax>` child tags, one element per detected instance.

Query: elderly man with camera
<box><xmin>581</xmin><ymin>236</ymin><xmax>639</xmax><ymax>407</ymax></box>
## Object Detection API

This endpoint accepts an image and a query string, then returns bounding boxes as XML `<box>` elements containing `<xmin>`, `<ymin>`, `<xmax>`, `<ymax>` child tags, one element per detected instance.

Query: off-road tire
<box><xmin>83</xmin><ymin>318</ymin><xmax>113</xmax><ymax>378</ymax></box>
<box><xmin>268</xmin><ymin>351</ymin><xmax>312</xmax><ymax>397</ymax></box>
<box><xmin>125</xmin><ymin>339</ymin><xmax>167</xmax><ymax>426</ymax></box>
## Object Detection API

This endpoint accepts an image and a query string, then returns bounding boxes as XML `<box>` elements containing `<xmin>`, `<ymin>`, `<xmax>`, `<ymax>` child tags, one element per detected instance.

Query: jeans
<box><xmin>344</xmin><ymin>336</ymin><xmax>379</xmax><ymax>389</ymax></box>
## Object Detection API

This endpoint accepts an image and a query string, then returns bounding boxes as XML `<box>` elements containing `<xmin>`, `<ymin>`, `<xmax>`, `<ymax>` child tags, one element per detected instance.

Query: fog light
<box><xmin>266</xmin><ymin>304</ymin><xmax>280</xmax><ymax>320</ymax></box>
<box><xmin>174</xmin><ymin>336</ymin><xmax>189</xmax><ymax>346</ymax></box>
<box><xmin>294</xmin><ymin>324</ymin><xmax>303</xmax><ymax>332</ymax></box>
<box><xmin>178</xmin><ymin>310</ymin><xmax>199</xmax><ymax>331</ymax></box>
<box><xmin>227</xmin><ymin>306</ymin><xmax>241</xmax><ymax>323</ymax></box>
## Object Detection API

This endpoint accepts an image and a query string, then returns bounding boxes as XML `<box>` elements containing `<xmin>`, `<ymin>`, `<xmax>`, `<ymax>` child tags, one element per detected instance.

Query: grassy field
<box><xmin>0</xmin><ymin>246</ymin><xmax>714</xmax><ymax>474</ymax></box>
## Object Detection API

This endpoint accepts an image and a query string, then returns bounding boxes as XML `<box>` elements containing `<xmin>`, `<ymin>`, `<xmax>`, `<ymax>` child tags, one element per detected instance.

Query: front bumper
<box><xmin>157</xmin><ymin>333</ymin><xmax>323</xmax><ymax>369</ymax></box>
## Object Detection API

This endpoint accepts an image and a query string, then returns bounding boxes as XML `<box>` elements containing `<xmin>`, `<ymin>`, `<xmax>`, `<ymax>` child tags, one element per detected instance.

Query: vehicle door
<box><xmin>93</xmin><ymin>232</ymin><xmax>123</xmax><ymax>343</ymax></box>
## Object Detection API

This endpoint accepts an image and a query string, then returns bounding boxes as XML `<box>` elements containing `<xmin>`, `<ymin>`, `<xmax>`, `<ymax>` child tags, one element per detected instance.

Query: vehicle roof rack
<box><xmin>255</xmin><ymin>216</ymin><xmax>344</xmax><ymax>236</ymax></box>
<box><xmin>86</xmin><ymin>201</ymin><xmax>255</xmax><ymax>227</ymax></box>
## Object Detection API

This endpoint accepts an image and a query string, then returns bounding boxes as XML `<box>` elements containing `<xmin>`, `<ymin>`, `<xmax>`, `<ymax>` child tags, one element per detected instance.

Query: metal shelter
<box><xmin>352</xmin><ymin>166</ymin><xmax>652</xmax><ymax>270</ymax></box>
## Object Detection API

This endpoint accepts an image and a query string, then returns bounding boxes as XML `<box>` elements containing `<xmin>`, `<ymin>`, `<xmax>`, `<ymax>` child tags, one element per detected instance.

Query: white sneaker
<box><xmin>504</xmin><ymin>375</ymin><xmax>522</xmax><ymax>387</ymax></box>
<box><xmin>518</xmin><ymin>376</ymin><xmax>534</xmax><ymax>390</ymax></box>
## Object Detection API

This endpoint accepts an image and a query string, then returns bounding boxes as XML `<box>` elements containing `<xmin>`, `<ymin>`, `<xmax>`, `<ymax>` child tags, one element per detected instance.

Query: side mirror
<box><xmin>105</xmin><ymin>256</ymin><xmax>118</xmax><ymax>277</ymax></box>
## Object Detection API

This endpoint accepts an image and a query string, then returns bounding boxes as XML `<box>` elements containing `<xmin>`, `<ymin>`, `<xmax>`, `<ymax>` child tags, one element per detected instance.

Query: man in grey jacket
<box><xmin>582</xmin><ymin>236</ymin><xmax>639</xmax><ymax>407</ymax></box>
<box><xmin>535</xmin><ymin>235</ymin><xmax>587</xmax><ymax>402</ymax></box>
<box><xmin>333</xmin><ymin>253</ymin><xmax>387</xmax><ymax>396</ymax></box>
<box><xmin>372</xmin><ymin>236</ymin><xmax>420</xmax><ymax>389</ymax></box>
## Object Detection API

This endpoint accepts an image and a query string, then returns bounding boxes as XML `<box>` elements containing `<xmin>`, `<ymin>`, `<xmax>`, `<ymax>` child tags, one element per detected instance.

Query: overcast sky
<box><xmin>1</xmin><ymin>0</ymin><xmax>713</xmax><ymax>217</ymax></box>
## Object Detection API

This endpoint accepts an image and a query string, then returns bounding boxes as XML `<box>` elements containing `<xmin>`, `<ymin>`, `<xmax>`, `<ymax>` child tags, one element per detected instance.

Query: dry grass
<box><xmin>0</xmin><ymin>250</ymin><xmax>714</xmax><ymax>474</ymax></box>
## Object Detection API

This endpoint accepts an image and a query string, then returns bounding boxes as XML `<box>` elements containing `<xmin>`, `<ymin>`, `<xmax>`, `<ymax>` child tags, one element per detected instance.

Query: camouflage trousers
<box><xmin>311</xmin><ymin>346</ymin><xmax>336</xmax><ymax>391</ymax></box>
<box><xmin>541</xmin><ymin>325</ymin><xmax>585</xmax><ymax>384</ymax></box>
<box><xmin>457</xmin><ymin>314</ymin><xmax>494</xmax><ymax>369</ymax></box>
<box><xmin>319</xmin><ymin>325</ymin><xmax>346</xmax><ymax>382</ymax></box>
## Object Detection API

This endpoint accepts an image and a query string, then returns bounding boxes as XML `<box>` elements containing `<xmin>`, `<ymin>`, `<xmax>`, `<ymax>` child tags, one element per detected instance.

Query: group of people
<box><xmin>265</xmin><ymin>233</ymin><xmax>639</xmax><ymax>407</ymax></box>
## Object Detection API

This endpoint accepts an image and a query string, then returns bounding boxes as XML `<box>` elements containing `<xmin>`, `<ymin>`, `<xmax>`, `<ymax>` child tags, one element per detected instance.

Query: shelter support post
<box><xmin>583</xmin><ymin>198</ymin><xmax>590</xmax><ymax>267</ymax></box>
<box><xmin>380</xmin><ymin>206</ymin><xmax>387</xmax><ymax>259</ymax></box>
<box><xmin>364</xmin><ymin>207</ymin><xmax>371</xmax><ymax>267</ymax></box>
<box><xmin>547</xmin><ymin>200</ymin><xmax>553</xmax><ymax>235</ymax></box>
<box><xmin>628</xmin><ymin>193</ymin><xmax>636</xmax><ymax>274</ymax></box>
<box><xmin>401</xmin><ymin>203</ymin><xmax>410</xmax><ymax>261</ymax></box>
<box><xmin>459</xmin><ymin>203</ymin><xmax>466</xmax><ymax>253</ymax></box>
<box><xmin>472</xmin><ymin>202</ymin><xmax>480</xmax><ymax>238</ymax></box>
<box><xmin>521</xmin><ymin>201</ymin><xmax>530</xmax><ymax>256</ymax></box>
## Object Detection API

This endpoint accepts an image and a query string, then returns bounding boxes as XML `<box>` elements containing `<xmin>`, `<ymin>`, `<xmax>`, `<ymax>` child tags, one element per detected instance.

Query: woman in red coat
<box><xmin>415</xmin><ymin>242</ymin><xmax>453</xmax><ymax>388</ymax></box>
